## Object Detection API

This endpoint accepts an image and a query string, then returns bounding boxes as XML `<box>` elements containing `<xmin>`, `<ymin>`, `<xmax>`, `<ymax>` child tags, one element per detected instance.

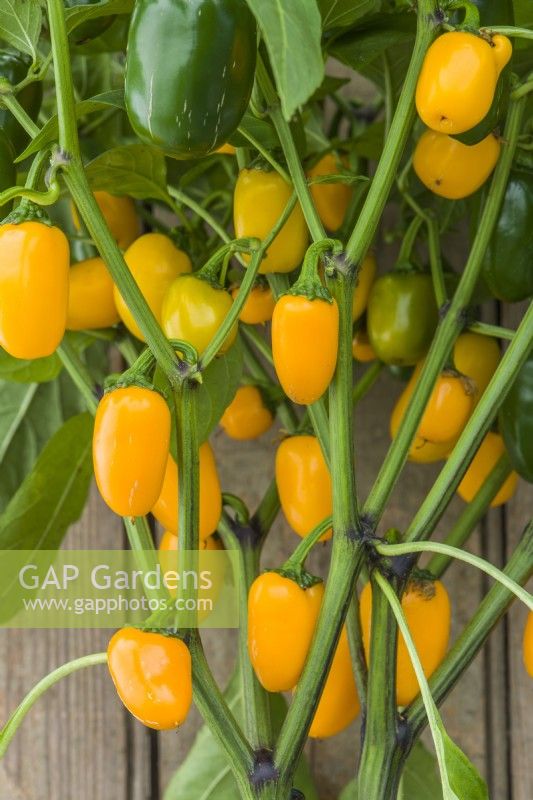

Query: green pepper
<box><xmin>0</xmin><ymin>52</ymin><xmax>43</xmax><ymax>152</ymax></box>
<box><xmin>366</xmin><ymin>269</ymin><xmax>439</xmax><ymax>365</ymax></box>
<box><xmin>482</xmin><ymin>170</ymin><xmax>533</xmax><ymax>302</ymax></box>
<box><xmin>65</xmin><ymin>0</ymin><xmax>116</xmax><ymax>45</ymax></box>
<box><xmin>500</xmin><ymin>353</ymin><xmax>533</xmax><ymax>482</ymax></box>
<box><xmin>0</xmin><ymin>128</ymin><xmax>15</xmax><ymax>194</ymax></box>
<box><xmin>125</xmin><ymin>0</ymin><xmax>257</xmax><ymax>159</ymax></box>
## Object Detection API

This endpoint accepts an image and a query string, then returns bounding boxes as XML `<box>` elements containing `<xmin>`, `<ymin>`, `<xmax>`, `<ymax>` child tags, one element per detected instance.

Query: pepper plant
<box><xmin>0</xmin><ymin>0</ymin><xmax>532</xmax><ymax>798</ymax></box>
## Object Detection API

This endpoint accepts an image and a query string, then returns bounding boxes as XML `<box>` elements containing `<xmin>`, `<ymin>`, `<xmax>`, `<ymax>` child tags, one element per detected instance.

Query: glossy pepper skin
<box><xmin>367</xmin><ymin>271</ymin><xmax>438</xmax><ymax>366</ymax></box>
<box><xmin>66</xmin><ymin>257</ymin><xmax>120</xmax><ymax>331</ymax></box>
<box><xmin>65</xmin><ymin>0</ymin><xmax>116</xmax><ymax>44</ymax></box>
<box><xmin>457</xmin><ymin>432</ymin><xmax>518</xmax><ymax>507</ymax></box>
<box><xmin>232</xmin><ymin>284</ymin><xmax>275</xmax><ymax>325</ymax></box>
<box><xmin>308</xmin><ymin>153</ymin><xmax>352</xmax><ymax>232</ymax></box>
<box><xmin>72</xmin><ymin>191</ymin><xmax>139</xmax><ymax>250</ymax></box>
<box><xmin>360</xmin><ymin>578</ymin><xmax>451</xmax><ymax>706</ymax></box>
<box><xmin>233</xmin><ymin>169</ymin><xmax>308</xmax><ymax>274</ymax></box>
<box><xmin>220</xmin><ymin>386</ymin><xmax>273</xmax><ymax>440</ymax></box>
<box><xmin>482</xmin><ymin>170</ymin><xmax>533</xmax><ymax>302</ymax></box>
<box><xmin>416</xmin><ymin>31</ymin><xmax>512</xmax><ymax>135</ymax></box>
<box><xmin>93</xmin><ymin>386</ymin><xmax>171</xmax><ymax>517</ymax></box>
<box><xmin>248</xmin><ymin>572</ymin><xmax>324</xmax><ymax>692</ymax></box>
<box><xmin>0</xmin><ymin>52</ymin><xmax>43</xmax><ymax>151</ymax></box>
<box><xmin>414</xmin><ymin>131</ymin><xmax>500</xmax><ymax>200</ymax></box>
<box><xmin>500</xmin><ymin>354</ymin><xmax>533</xmax><ymax>483</ymax></box>
<box><xmin>0</xmin><ymin>129</ymin><xmax>15</xmax><ymax>194</ymax></box>
<box><xmin>272</xmin><ymin>294</ymin><xmax>339</xmax><ymax>405</ymax></box>
<box><xmin>0</xmin><ymin>220</ymin><xmax>70</xmax><ymax>359</ymax></box>
<box><xmin>125</xmin><ymin>0</ymin><xmax>256</xmax><ymax>159</ymax></box>
<box><xmin>114</xmin><ymin>233</ymin><xmax>191</xmax><ymax>341</ymax></box>
<box><xmin>308</xmin><ymin>627</ymin><xmax>360</xmax><ymax>738</ymax></box>
<box><xmin>524</xmin><ymin>612</ymin><xmax>533</xmax><ymax>678</ymax></box>
<box><xmin>162</xmin><ymin>274</ymin><xmax>237</xmax><ymax>356</ymax></box>
<box><xmin>352</xmin><ymin>253</ymin><xmax>377</xmax><ymax>322</ymax></box>
<box><xmin>453</xmin><ymin>332</ymin><xmax>500</xmax><ymax>407</ymax></box>
<box><xmin>276</xmin><ymin>435</ymin><xmax>332</xmax><ymax>540</ymax></box>
<box><xmin>151</xmin><ymin>442</ymin><xmax>222</xmax><ymax>541</ymax></box>
<box><xmin>107</xmin><ymin>628</ymin><xmax>192</xmax><ymax>729</ymax></box>
<box><xmin>390</xmin><ymin>374</ymin><xmax>455</xmax><ymax>464</ymax></box>
<box><xmin>417</xmin><ymin>372</ymin><xmax>473</xmax><ymax>443</ymax></box>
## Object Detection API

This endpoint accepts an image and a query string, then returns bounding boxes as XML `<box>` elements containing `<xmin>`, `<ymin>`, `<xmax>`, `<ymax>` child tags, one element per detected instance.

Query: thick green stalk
<box><xmin>365</xmin><ymin>92</ymin><xmax>527</xmax><ymax>523</ymax></box>
<box><xmin>176</xmin><ymin>384</ymin><xmax>255</xmax><ymax>790</ymax></box>
<box><xmin>357</xmin><ymin>578</ymin><xmax>403</xmax><ymax>800</ymax></box>
<box><xmin>346</xmin><ymin>591</ymin><xmax>368</xmax><ymax>709</ymax></box>
<box><xmin>218</xmin><ymin>516</ymin><xmax>272</xmax><ymax>749</ymax></box>
<box><xmin>428</xmin><ymin>455</ymin><xmax>512</xmax><ymax>577</ymax></box>
<box><xmin>406</xmin><ymin>522</ymin><xmax>533</xmax><ymax>739</ymax></box>
<box><xmin>274</xmin><ymin>271</ymin><xmax>362</xmax><ymax>781</ymax></box>
<box><xmin>46</xmin><ymin>0</ymin><xmax>180</xmax><ymax>384</ymax></box>
<box><xmin>272</xmin><ymin>2</ymin><xmax>440</xmax><ymax>784</ymax></box>
<box><xmin>345</xmin><ymin>0</ymin><xmax>439</xmax><ymax>265</ymax></box>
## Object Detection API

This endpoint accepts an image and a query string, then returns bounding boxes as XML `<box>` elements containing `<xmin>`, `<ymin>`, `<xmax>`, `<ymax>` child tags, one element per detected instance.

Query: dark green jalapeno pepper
<box><xmin>65</xmin><ymin>0</ymin><xmax>117</xmax><ymax>45</ymax></box>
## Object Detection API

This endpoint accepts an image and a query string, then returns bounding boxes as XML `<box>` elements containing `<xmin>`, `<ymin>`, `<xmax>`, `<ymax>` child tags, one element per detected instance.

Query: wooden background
<box><xmin>0</xmin><ymin>303</ymin><xmax>531</xmax><ymax>799</ymax></box>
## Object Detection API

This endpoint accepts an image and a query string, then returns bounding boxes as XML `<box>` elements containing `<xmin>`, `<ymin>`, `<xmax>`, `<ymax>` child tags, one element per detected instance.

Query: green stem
<box><xmin>346</xmin><ymin>590</ymin><xmax>368</xmax><ymax>709</ymax></box>
<box><xmin>218</xmin><ymin>515</ymin><xmax>272</xmax><ymax>749</ymax></box>
<box><xmin>357</xmin><ymin>575</ymin><xmax>402</xmax><ymax>800</ymax></box>
<box><xmin>406</xmin><ymin>299</ymin><xmax>533</xmax><ymax>542</ymax></box>
<box><xmin>482</xmin><ymin>26</ymin><xmax>533</xmax><ymax>40</ymax></box>
<box><xmin>256</xmin><ymin>57</ymin><xmax>325</xmax><ymax>242</ymax></box>
<box><xmin>345</xmin><ymin>0</ymin><xmax>439</xmax><ymax>266</ymax></box>
<box><xmin>365</xmin><ymin>92</ymin><xmax>527</xmax><ymax>523</ymax></box>
<box><xmin>397</xmin><ymin>214</ymin><xmax>424</xmax><ymax>264</ymax></box>
<box><xmin>46</xmin><ymin>0</ymin><xmax>181</xmax><ymax>385</ymax></box>
<box><xmin>285</xmin><ymin>515</ymin><xmax>333</xmax><ymax>567</ymax></box>
<box><xmin>175</xmin><ymin>383</ymin><xmax>254</xmax><ymax>788</ymax></box>
<box><xmin>252</xmin><ymin>478</ymin><xmax>281</xmax><ymax>547</ymax></box>
<box><xmin>407</xmin><ymin>521</ymin><xmax>533</xmax><ymax>739</ymax></box>
<box><xmin>0</xmin><ymin>653</ymin><xmax>107</xmax><ymax>758</ymax></box>
<box><xmin>468</xmin><ymin>321</ymin><xmax>515</xmax><ymax>341</ymax></box>
<box><xmin>0</xmin><ymin>92</ymin><xmax>40</xmax><ymax>138</ymax></box>
<box><xmin>352</xmin><ymin>361</ymin><xmax>383</xmax><ymax>405</ymax></box>
<box><xmin>236</xmin><ymin>125</ymin><xmax>290</xmax><ymax>182</ymax></box>
<box><xmin>168</xmin><ymin>185</ymin><xmax>238</xmax><ymax>253</ymax></box>
<box><xmin>428</xmin><ymin>455</ymin><xmax>512</xmax><ymax>578</ymax></box>
<box><xmin>57</xmin><ymin>340</ymin><xmax>99</xmax><ymax>414</ymax></box>
<box><xmin>426</xmin><ymin>213</ymin><xmax>447</xmax><ymax>307</ymax></box>
<box><xmin>200</xmin><ymin>194</ymin><xmax>298</xmax><ymax>370</ymax></box>
<box><xmin>374</xmin><ymin>573</ymin><xmax>457</xmax><ymax>799</ymax></box>
<box><xmin>377</xmin><ymin>542</ymin><xmax>533</xmax><ymax>609</ymax></box>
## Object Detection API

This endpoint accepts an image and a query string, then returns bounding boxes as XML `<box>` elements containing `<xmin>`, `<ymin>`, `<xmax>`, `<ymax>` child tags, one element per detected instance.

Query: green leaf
<box><xmin>339</xmin><ymin>778</ymin><xmax>358</xmax><ymax>799</ymax></box>
<box><xmin>0</xmin><ymin>0</ymin><xmax>43</xmax><ymax>61</ymax></box>
<box><xmin>0</xmin><ymin>413</ymin><xmax>94</xmax><ymax>550</ymax></box>
<box><xmin>195</xmin><ymin>337</ymin><xmax>244</xmax><ymax>443</ymax></box>
<box><xmin>0</xmin><ymin>349</ymin><xmax>62</xmax><ymax>383</ymax></box>
<box><xmin>64</xmin><ymin>0</ymin><xmax>133</xmax><ymax>33</ymax></box>
<box><xmin>16</xmin><ymin>90</ymin><xmax>125</xmax><ymax>162</ymax></box>
<box><xmin>402</xmin><ymin>741</ymin><xmax>442</xmax><ymax>798</ymax></box>
<box><xmin>0</xmin><ymin>372</ymin><xmax>88</xmax><ymax>513</ymax></box>
<box><xmin>245</xmin><ymin>0</ymin><xmax>324</xmax><ymax>120</ymax></box>
<box><xmin>329</xmin><ymin>11</ymin><xmax>416</xmax><ymax>95</ymax></box>
<box><xmin>229</xmin><ymin>113</ymin><xmax>280</xmax><ymax>150</ymax></box>
<box><xmin>85</xmin><ymin>144</ymin><xmax>169</xmax><ymax>202</ymax></box>
<box><xmin>442</xmin><ymin>730</ymin><xmax>488</xmax><ymax>800</ymax></box>
<box><xmin>319</xmin><ymin>0</ymin><xmax>380</xmax><ymax>31</ymax></box>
